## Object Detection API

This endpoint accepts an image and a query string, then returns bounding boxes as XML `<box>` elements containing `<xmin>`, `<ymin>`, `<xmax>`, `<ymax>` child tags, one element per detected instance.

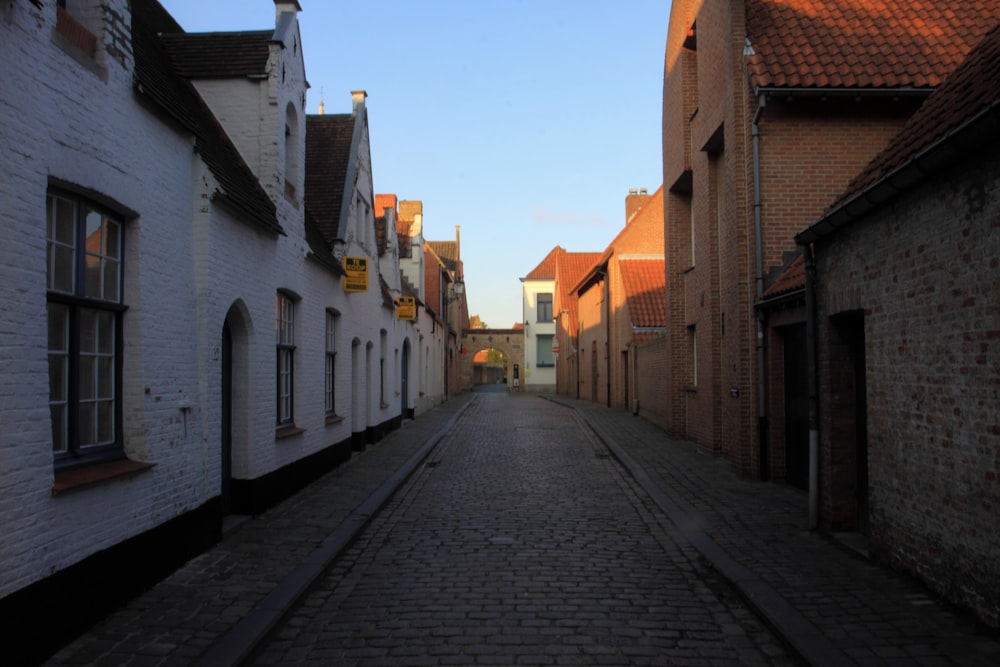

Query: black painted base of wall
<box><xmin>2</xmin><ymin>498</ymin><xmax>221</xmax><ymax>666</ymax></box>
<box><xmin>232</xmin><ymin>437</ymin><xmax>354</xmax><ymax>515</ymax></box>
<box><xmin>3</xmin><ymin>419</ymin><xmax>404</xmax><ymax>665</ymax></box>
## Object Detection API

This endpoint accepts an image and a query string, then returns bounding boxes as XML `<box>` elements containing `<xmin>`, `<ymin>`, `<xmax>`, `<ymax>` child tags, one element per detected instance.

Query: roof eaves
<box><xmin>797</xmin><ymin>100</ymin><xmax>1000</xmax><ymax>245</ymax></box>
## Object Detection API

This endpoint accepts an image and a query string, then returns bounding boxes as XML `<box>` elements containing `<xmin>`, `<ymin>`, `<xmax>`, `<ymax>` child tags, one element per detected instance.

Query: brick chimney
<box><xmin>625</xmin><ymin>187</ymin><xmax>651</xmax><ymax>224</ymax></box>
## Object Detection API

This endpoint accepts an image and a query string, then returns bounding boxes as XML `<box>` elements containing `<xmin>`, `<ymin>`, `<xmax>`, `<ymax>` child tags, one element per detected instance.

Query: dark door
<box><xmin>784</xmin><ymin>324</ymin><xmax>809</xmax><ymax>489</ymax></box>
<box><xmin>221</xmin><ymin>321</ymin><xmax>233</xmax><ymax>515</ymax></box>
<box><xmin>401</xmin><ymin>343</ymin><xmax>410</xmax><ymax>419</ymax></box>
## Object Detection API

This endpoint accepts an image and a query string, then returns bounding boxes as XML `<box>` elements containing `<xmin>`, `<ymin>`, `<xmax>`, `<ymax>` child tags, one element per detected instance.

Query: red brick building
<box><xmin>795</xmin><ymin>24</ymin><xmax>1000</xmax><ymax>628</ymax></box>
<box><xmin>660</xmin><ymin>0</ymin><xmax>995</xmax><ymax>480</ymax></box>
<box><xmin>572</xmin><ymin>188</ymin><xmax>666</xmax><ymax>409</ymax></box>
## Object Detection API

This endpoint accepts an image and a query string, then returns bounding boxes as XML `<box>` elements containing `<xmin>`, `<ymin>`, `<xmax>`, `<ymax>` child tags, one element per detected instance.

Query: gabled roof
<box><xmin>131</xmin><ymin>0</ymin><xmax>281</xmax><ymax>236</ymax></box>
<box><xmin>744</xmin><ymin>0</ymin><xmax>996</xmax><ymax>91</ymax></box>
<box><xmin>161</xmin><ymin>30</ymin><xmax>272</xmax><ymax>79</ymax></box>
<box><xmin>304</xmin><ymin>208</ymin><xmax>346</xmax><ymax>276</ymax></box>
<box><xmin>304</xmin><ymin>113</ymin><xmax>354</xmax><ymax>244</ymax></box>
<box><xmin>427</xmin><ymin>240</ymin><xmax>459</xmax><ymax>275</ymax></box>
<box><xmin>800</xmin><ymin>21</ymin><xmax>1000</xmax><ymax>243</ymax></box>
<box><xmin>620</xmin><ymin>259</ymin><xmax>666</xmax><ymax>330</ymax></box>
<box><xmin>524</xmin><ymin>246</ymin><xmax>564</xmax><ymax>280</ymax></box>
<box><xmin>760</xmin><ymin>254</ymin><xmax>805</xmax><ymax>301</ymax></box>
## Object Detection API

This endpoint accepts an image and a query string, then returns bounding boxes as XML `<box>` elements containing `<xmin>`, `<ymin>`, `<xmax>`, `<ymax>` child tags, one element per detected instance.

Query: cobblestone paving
<box><xmin>250</xmin><ymin>393</ymin><xmax>800</xmax><ymax>666</ymax></box>
<box><xmin>564</xmin><ymin>397</ymin><xmax>1000</xmax><ymax>667</ymax></box>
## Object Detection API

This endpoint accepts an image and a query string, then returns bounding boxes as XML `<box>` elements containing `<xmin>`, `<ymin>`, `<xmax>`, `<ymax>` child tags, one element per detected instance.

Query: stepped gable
<box><xmin>745</xmin><ymin>0</ymin><xmax>996</xmax><ymax>90</ymax></box>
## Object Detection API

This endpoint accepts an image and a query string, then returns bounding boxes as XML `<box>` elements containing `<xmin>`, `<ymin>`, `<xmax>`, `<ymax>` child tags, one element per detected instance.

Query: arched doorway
<box><xmin>401</xmin><ymin>339</ymin><xmax>412</xmax><ymax>419</ymax></box>
<box><xmin>222</xmin><ymin>301</ymin><xmax>251</xmax><ymax>516</ymax></box>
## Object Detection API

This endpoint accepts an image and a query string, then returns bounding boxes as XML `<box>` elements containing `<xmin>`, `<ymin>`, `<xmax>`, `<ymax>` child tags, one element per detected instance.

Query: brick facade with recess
<box><xmin>796</xmin><ymin>22</ymin><xmax>1000</xmax><ymax>627</ymax></box>
<box><xmin>660</xmin><ymin>0</ymin><xmax>993</xmax><ymax>479</ymax></box>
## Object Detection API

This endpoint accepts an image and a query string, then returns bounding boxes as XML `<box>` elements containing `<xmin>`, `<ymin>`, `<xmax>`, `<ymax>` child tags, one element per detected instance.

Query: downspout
<box><xmin>802</xmin><ymin>243</ymin><xmax>820</xmax><ymax>530</ymax></box>
<box><xmin>752</xmin><ymin>93</ymin><xmax>769</xmax><ymax>479</ymax></box>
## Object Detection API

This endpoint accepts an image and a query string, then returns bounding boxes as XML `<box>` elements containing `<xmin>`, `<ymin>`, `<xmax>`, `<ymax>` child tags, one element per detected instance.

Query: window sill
<box><xmin>275</xmin><ymin>425</ymin><xmax>306</xmax><ymax>440</ymax></box>
<box><xmin>325</xmin><ymin>414</ymin><xmax>344</xmax><ymax>426</ymax></box>
<box><xmin>53</xmin><ymin>459</ymin><xmax>155</xmax><ymax>496</ymax></box>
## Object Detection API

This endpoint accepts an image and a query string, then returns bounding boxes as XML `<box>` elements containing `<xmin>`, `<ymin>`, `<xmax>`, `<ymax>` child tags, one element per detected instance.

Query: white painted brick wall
<box><xmin>0</xmin><ymin>0</ymin><xmax>437</xmax><ymax>604</ymax></box>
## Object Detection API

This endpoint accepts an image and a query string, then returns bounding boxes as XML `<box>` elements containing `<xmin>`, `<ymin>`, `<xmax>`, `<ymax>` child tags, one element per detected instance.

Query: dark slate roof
<box><xmin>304</xmin><ymin>208</ymin><xmax>345</xmax><ymax>276</ymax></box>
<box><xmin>427</xmin><ymin>240</ymin><xmax>459</xmax><ymax>275</ymax></box>
<box><xmin>161</xmin><ymin>30</ymin><xmax>272</xmax><ymax>79</ymax></box>
<box><xmin>131</xmin><ymin>0</ymin><xmax>281</xmax><ymax>236</ymax></box>
<box><xmin>304</xmin><ymin>114</ymin><xmax>354</xmax><ymax>245</ymax></box>
<box><xmin>745</xmin><ymin>0</ymin><xmax>996</xmax><ymax>91</ymax></box>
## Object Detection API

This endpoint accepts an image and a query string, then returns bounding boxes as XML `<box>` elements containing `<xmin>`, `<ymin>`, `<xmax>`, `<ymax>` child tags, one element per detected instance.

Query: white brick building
<box><xmin>0</xmin><ymin>1</ymin><xmax>439</xmax><ymax>660</ymax></box>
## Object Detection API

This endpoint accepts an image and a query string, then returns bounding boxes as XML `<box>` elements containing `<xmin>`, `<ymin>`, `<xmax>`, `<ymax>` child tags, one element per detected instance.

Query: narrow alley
<box><xmin>248</xmin><ymin>392</ymin><xmax>795</xmax><ymax>665</ymax></box>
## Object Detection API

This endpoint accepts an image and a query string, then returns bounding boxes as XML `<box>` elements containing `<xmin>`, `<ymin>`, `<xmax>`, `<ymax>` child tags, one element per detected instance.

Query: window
<box><xmin>276</xmin><ymin>292</ymin><xmax>296</xmax><ymax>426</ymax></box>
<box><xmin>46</xmin><ymin>191</ymin><xmax>124</xmax><ymax>466</ymax></box>
<box><xmin>325</xmin><ymin>310</ymin><xmax>337</xmax><ymax>415</ymax></box>
<box><xmin>537</xmin><ymin>292</ymin><xmax>553</xmax><ymax>323</ymax></box>
<box><xmin>537</xmin><ymin>334</ymin><xmax>555</xmax><ymax>367</ymax></box>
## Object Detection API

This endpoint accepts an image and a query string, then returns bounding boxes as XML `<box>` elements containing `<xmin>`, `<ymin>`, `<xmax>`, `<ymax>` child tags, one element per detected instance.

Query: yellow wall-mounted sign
<box><xmin>343</xmin><ymin>256</ymin><xmax>368</xmax><ymax>292</ymax></box>
<box><xmin>397</xmin><ymin>296</ymin><xmax>416</xmax><ymax>320</ymax></box>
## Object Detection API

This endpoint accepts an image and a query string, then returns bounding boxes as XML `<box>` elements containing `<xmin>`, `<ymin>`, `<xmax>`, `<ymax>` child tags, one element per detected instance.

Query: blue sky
<box><xmin>160</xmin><ymin>0</ymin><xmax>668</xmax><ymax>329</ymax></box>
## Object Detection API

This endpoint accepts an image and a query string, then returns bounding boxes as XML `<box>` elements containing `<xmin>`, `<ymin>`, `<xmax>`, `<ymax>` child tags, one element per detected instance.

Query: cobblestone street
<box><xmin>250</xmin><ymin>393</ymin><xmax>797</xmax><ymax>666</ymax></box>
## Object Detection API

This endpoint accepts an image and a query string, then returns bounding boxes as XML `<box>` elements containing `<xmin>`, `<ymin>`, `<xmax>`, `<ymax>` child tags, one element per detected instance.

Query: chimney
<box><xmin>625</xmin><ymin>187</ymin><xmax>652</xmax><ymax>224</ymax></box>
<box><xmin>274</xmin><ymin>1</ymin><xmax>302</xmax><ymax>21</ymax></box>
<box><xmin>351</xmin><ymin>90</ymin><xmax>367</xmax><ymax>116</ymax></box>
<box><xmin>455</xmin><ymin>225</ymin><xmax>462</xmax><ymax>278</ymax></box>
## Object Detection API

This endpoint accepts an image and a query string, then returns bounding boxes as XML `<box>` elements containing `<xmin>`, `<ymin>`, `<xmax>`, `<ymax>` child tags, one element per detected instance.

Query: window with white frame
<box><xmin>46</xmin><ymin>191</ymin><xmax>124</xmax><ymax>467</ymax></box>
<box><xmin>537</xmin><ymin>292</ymin><xmax>554</xmax><ymax>323</ymax></box>
<box><xmin>276</xmin><ymin>292</ymin><xmax>296</xmax><ymax>426</ymax></box>
<box><xmin>325</xmin><ymin>310</ymin><xmax>337</xmax><ymax>415</ymax></box>
<box><xmin>537</xmin><ymin>334</ymin><xmax>555</xmax><ymax>367</ymax></box>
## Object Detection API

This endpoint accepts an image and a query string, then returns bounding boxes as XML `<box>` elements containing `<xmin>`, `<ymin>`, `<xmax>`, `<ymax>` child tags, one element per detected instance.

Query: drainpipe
<box><xmin>751</xmin><ymin>94</ymin><xmax>769</xmax><ymax>478</ymax></box>
<box><xmin>802</xmin><ymin>243</ymin><xmax>820</xmax><ymax>530</ymax></box>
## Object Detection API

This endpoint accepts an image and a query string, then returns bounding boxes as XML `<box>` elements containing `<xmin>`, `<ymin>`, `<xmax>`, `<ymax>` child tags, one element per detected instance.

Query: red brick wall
<box><xmin>634</xmin><ymin>335</ymin><xmax>671</xmax><ymax>428</ymax></box>
<box><xmin>663</xmin><ymin>0</ymin><xmax>916</xmax><ymax>476</ymax></box>
<box><xmin>815</xmin><ymin>150</ymin><xmax>1000</xmax><ymax>629</ymax></box>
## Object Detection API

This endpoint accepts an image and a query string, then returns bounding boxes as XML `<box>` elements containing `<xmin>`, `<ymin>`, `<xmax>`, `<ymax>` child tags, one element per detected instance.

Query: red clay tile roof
<box><xmin>619</xmin><ymin>259</ymin><xmax>666</xmax><ymax>329</ymax></box>
<box><xmin>304</xmin><ymin>114</ymin><xmax>354</xmax><ymax>244</ymax></box>
<box><xmin>829</xmin><ymin>22</ymin><xmax>1000</xmax><ymax>210</ymax></box>
<box><xmin>760</xmin><ymin>253</ymin><xmax>805</xmax><ymax>300</ymax></box>
<box><xmin>427</xmin><ymin>240</ymin><xmax>460</xmax><ymax>277</ymax></box>
<box><xmin>375</xmin><ymin>194</ymin><xmax>397</xmax><ymax>217</ymax></box>
<box><xmin>745</xmin><ymin>0</ymin><xmax>996</xmax><ymax>91</ymax></box>
<box><xmin>161</xmin><ymin>30</ymin><xmax>272</xmax><ymax>79</ymax></box>
<box><xmin>132</xmin><ymin>0</ymin><xmax>281</xmax><ymax>237</ymax></box>
<box><xmin>525</xmin><ymin>246</ymin><xmax>564</xmax><ymax>280</ymax></box>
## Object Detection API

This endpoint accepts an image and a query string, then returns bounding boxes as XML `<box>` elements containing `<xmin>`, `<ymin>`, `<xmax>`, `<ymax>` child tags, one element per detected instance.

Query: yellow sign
<box><xmin>397</xmin><ymin>296</ymin><xmax>416</xmax><ymax>320</ymax></box>
<box><xmin>343</xmin><ymin>256</ymin><xmax>368</xmax><ymax>292</ymax></box>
